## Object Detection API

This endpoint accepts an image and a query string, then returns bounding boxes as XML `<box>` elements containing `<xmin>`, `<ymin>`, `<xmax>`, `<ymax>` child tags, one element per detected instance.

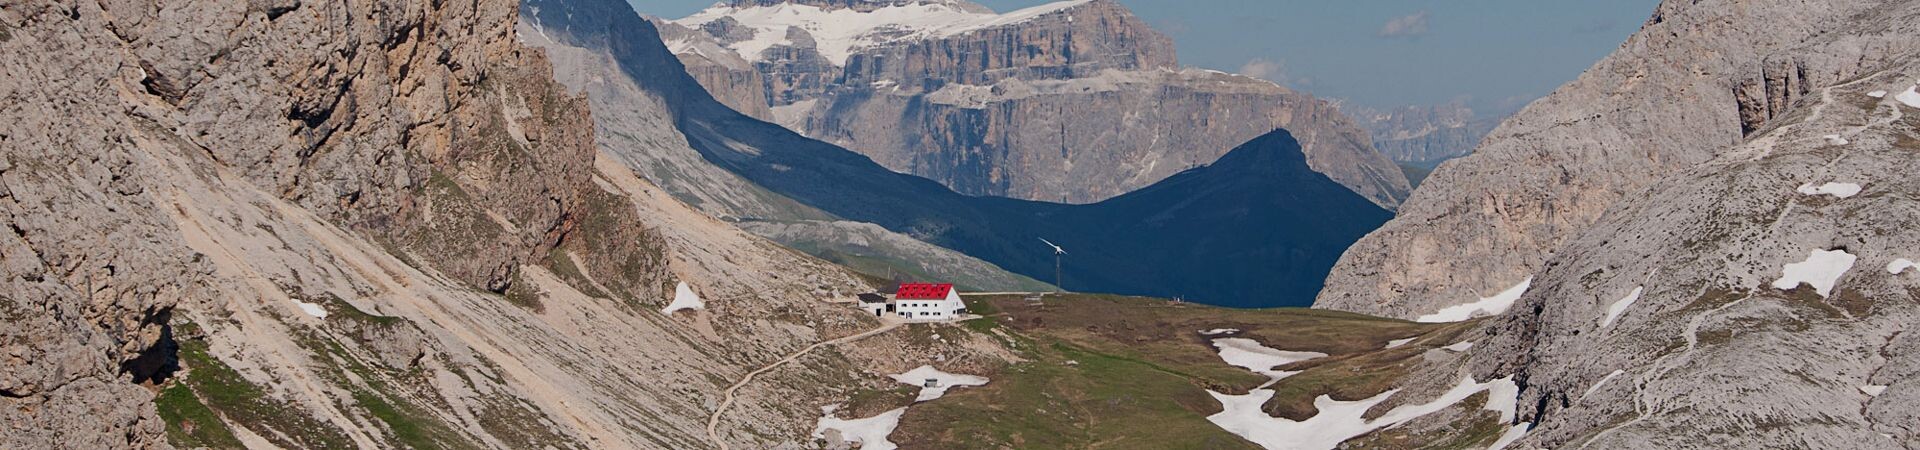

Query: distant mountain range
<box><xmin>648</xmin><ymin>0</ymin><xmax>1410</xmax><ymax>208</ymax></box>
<box><xmin>1344</xmin><ymin>101</ymin><xmax>1506</xmax><ymax>169</ymax></box>
<box><xmin>523</xmin><ymin>0</ymin><xmax>1392</xmax><ymax>306</ymax></box>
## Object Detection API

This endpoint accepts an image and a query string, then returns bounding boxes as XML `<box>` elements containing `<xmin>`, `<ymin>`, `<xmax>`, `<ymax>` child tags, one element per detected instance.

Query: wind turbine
<box><xmin>1040</xmin><ymin>238</ymin><xmax>1066</xmax><ymax>292</ymax></box>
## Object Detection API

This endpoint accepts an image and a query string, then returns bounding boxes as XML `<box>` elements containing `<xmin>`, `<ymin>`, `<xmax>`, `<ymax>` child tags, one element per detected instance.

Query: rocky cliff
<box><xmin>1317</xmin><ymin>0</ymin><xmax>1918</xmax><ymax>319</ymax></box>
<box><xmin>1411</xmin><ymin>57</ymin><xmax>1920</xmax><ymax>449</ymax></box>
<box><xmin>1347</xmin><ymin>101</ymin><xmax>1500</xmax><ymax>167</ymax></box>
<box><xmin>1310</xmin><ymin>0</ymin><xmax>1920</xmax><ymax>446</ymax></box>
<box><xmin>660</xmin><ymin>0</ymin><xmax>1410</xmax><ymax>207</ymax></box>
<box><xmin>802</xmin><ymin>68</ymin><xmax>1405</xmax><ymax>205</ymax></box>
<box><xmin>0</xmin><ymin>0</ymin><xmax>985</xmax><ymax>448</ymax></box>
<box><xmin>651</xmin><ymin>18</ymin><xmax>774</xmax><ymax>121</ymax></box>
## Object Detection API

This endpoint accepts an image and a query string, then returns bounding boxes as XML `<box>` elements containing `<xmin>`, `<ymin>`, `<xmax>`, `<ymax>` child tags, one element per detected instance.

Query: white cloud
<box><xmin>1377</xmin><ymin>10</ymin><xmax>1431</xmax><ymax>39</ymax></box>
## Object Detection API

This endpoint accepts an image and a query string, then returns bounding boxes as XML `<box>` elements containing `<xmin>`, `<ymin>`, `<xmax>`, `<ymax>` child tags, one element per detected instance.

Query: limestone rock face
<box><xmin>1347</xmin><ymin>101</ymin><xmax>1501</xmax><ymax>167</ymax></box>
<box><xmin>1469</xmin><ymin>63</ymin><xmax>1920</xmax><ymax>448</ymax></box>
<box><xmin>660</xmin><ymin>0</ymin><xmax>1409</xmax><ymax>207</ymax></box>
<box><xmin>834</xmin><ymin>0</ymin><xmax>1177</xmax><ymax>88</ymax></box>
<box><xmin>1312</xmin><ymin>0</ymin><xmax>1920</xmax><ymax>446</ymax></box>
<box><xmin>0</xmin><ymin>0</ymin><xmax>938</xmax><ymax>448</ymax></box>
<box><xmin>652</xmin><ymin>19</ymin><xmax>774</xmax><ymax>120</ymax></box>
<box><xmin>1316</xmin><ymin>0</ymin><xmax>1919</xmax><ymax>319</ymax></box>
<box><xmin>802</xmin><ymin>69</ymin><xmax>1404</xmax><ymax>205</ymax></box>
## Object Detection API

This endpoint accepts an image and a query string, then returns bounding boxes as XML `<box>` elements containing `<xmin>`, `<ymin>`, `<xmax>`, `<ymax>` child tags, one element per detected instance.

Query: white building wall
<box><xmin>893</xmin><ymin>291</ymin><xmax>966</xmax><ymax>320</ymax></box>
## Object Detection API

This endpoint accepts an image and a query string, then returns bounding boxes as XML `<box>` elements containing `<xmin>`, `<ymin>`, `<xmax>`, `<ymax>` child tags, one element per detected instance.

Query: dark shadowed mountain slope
<box><xmin>521</xmin><ymin>0</ymin><xmax>1390</xmax><ymax>306</ymax></box>
<box><xmin>654</xmin><ymin>0</ymin><xmax>1409</xmax><ymax>208</ymax></box>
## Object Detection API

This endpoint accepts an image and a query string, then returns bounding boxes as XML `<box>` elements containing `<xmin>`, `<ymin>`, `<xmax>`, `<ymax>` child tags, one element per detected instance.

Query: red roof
<box><xmin>895</xmin><ymin>283</ymin><xmax>954</xmax><ymax>300</ymax></box>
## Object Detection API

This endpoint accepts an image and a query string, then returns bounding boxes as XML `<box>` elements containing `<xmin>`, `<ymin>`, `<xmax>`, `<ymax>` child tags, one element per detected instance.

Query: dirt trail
<box><xmin>705</xmin><ymin>321</ymin><xmax>905</xmax><ymax>450</ymax></box>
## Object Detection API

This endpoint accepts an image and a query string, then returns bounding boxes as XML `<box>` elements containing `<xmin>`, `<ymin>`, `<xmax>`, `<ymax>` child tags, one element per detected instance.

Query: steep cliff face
<box><xmin>1306</xmin><ymin>0</ymin><xmax>1920</xmax><ymax>446</ymax></box>
<box><xmin>651</xmin><ymin>19</ymin><xmax>774</xmax><ymax>121</ymax></box>
<box><xmin>1347</xmin><ymin>101</ymin><xmax>1501</xmax><ymax>167</ymax></box>
<box><xmin>1459</xmin><ymin>59</ymin><xmax>1920</xmax><ymax>448</ymax></box>
<box><xmin>661</xmin><ymin>0</ymin><xmax>1409</xmax><ymax>207</ymax></box>
<box><xmin>0</xmin><ymin>0</ymin><xmax>956</xmax><ymax>448</ymax></box>
<box><xmin>1317</xmin><ymin>0</ymin><xmax>1919</xmax><ymax>319</ymax></box>
<box><xmin>834</xmin><ymin>0</ymin><xmax>1177</xmax><ymax>88</ymax></box>
<box><xmin>803</xmin><ymin>68</ymin><xmax>1400</xmax><ymax>204</ymax></box>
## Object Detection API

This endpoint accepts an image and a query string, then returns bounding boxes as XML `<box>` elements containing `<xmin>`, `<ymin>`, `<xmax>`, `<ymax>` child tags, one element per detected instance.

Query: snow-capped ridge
<box><xmin>676</xmin><ymin>0</ymin><xmax>1096</xmax><ymax>66</ymax></box>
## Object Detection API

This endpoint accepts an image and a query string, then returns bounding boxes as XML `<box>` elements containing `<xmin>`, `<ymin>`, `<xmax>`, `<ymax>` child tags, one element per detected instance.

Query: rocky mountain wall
<box><xmin>1317</xmin><ymin>0</ymin><xmax>1917</xmax><ymax>318</ymax></box>
<box><xmin>0</xmin><ymin>0</ymin><xmax>943</xmax><ymax>447</ymax></box>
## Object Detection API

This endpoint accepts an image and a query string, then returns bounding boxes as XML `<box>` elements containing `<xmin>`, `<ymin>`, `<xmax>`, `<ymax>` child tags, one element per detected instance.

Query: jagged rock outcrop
<box><xmin>1467</xmin><ymin>62</ymin><xmax>1920</xmax><ymax>448</ymax></box>
<box><xmin>1</xmin><ymin>0</ymin><xmax>973</xmax><ymax>448</ymax></box>
<box><xmin>1316</xmin><ymin>0</ymin><xmax>1920</xmax><ymax>447</ymax></box>
<box><xmin>660</xmin><ymin>0</ymin><xmax>1410</xmax><ymax>207</ymax></box>
<box><xmin>1317</xmin><ymin>0</ymin><xmax>1920</xmax><ymax>319</ymax></box>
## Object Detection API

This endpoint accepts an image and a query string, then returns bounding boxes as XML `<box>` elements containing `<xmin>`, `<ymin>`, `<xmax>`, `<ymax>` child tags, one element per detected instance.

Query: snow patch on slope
<box><xmin>813</xmin><ymin>408</ymin><xmax>907</xmax><ymax>450</ymax></box>
<box><xmin>890</xmin><ymin>365</ymin><xmax>989</xmax><ymax>402</ymax></box>
<box><xmin>1771</xmin><ymin>249</ymin><xmax>1856</xmax><ymax>298</ymax></box>
<box><xmin>1897</xmin><ymin>86</ymin><xmax>1920</xmax><ymax>109</ymax></box>
<box><xmin>1211</xmin><ymin>338</ymin><xmax>1327</xmax><ymax>388</ymax></box>
<box><xmin>1888</xmin><ymin>258</ymin><xmax>1915</xmax><ymax>275</ymax></box>
<box><xmin>1599</xmin><ymin>286</ymin><xmax>1642</xmax><ymax>329</ymax></box>
<box><xmin>1798</xmin><ymin>182</ymin><xmax>1862</xmax><ymax>198</ymax></box>
<box><xmin>1384</xmin><ymin>337</ymin><xmax>1416</xmax><ymax>349</ymax></box>
<box><xmin>1583</xmin><ymin>370</ymin><xmax>1626</xmax><ymax>398</ymax></box>
<box><xmin>294</xmin><ymin>300</ymin><xmax>328</xmax><ymax>318</ymax></box>
<box><xmin>662</xmin><ymin>281</ymin><xmax>705</xmax><ymax>314</ymax></box>
<box><xmin>1416</xmin><ymin>277</ymin><xmax>1533</xmax><ymax>323</ymax></box>
<box><xmin>1204</xmin><ymin>375</ymin><xmax>1524</xmax><ymax>450</ymax></box>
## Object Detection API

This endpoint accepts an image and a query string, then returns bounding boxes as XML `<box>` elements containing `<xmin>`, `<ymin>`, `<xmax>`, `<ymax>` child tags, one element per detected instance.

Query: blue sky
<box><xmin>628</xmin><ymin>0</ymin><xmax>1658</xmax><ymax>111</ymax></box>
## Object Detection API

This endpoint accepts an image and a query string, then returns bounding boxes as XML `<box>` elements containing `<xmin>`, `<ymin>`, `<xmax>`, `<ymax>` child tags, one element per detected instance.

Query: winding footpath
<box><xmin>705</xmin><ymin>321</ymin><xmax>904</xmax><ymax>450</ymax></box>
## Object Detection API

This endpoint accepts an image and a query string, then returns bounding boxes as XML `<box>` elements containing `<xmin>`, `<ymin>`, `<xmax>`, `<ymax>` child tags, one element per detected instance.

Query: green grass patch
<box><xmin>890</xmin><ymin>293</ymin><xmax>1452</xmax><ymax>449</ymax></box>
<box><xmin>501</xmin><ymin>269</ymin><xmax>546</xmax><ymax>312</ymax></box>
<box><xmin>171</xmin><ymin>339</ymin><xmax>356</xmax><ymax>449</ymax></box>
<box><xmin>304</xmin><ymin>335</ymin><xmax>481</xmax><ymax>449</ymax></box>
<box><xmin>155</xmin><ymin>382</ymin><xmax>243</xmax><ymax>449</ymax></box>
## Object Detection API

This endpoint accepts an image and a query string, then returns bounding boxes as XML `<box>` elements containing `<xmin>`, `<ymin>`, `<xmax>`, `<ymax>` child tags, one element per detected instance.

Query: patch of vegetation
<box><xmin>170</xmin><ymin>339</ymin><xmax>357</xmax><ymax>449</ymax></box>
<box><xmin>892</xmin><ymin>293</ymin><xmax>1454</xmax><ymax>449</ymax></box>
<box><xmin>155</xmin><ymin>381</ymin><xmax>244</xmax><ymax>449</ymax></box>
<box><xmin>1348</xmin><ymin>402</ymin><xmax>1505</xmax><ymax>450</ymax></box>
<box><xmin>1894</xmin><ymin>129</ymin><xmax>1920</xmax><ymax>151</ymax></box>
<box><xmin>303</xmin><ymin>334</ymin><xmax>480</xmax><ymax>450</ymax></box>
<box><xmin>501</xmin><ymin>269</ymin><xmax>546</xmax><ymax>313</ymax></box>
<box><xmin>0</xmin><ymin>22</ymin><xmax>11</xmax><ymax>43</ymax></box>
<box><xmin>543</xmin><ymin>247</ymin><xmax>607</xmax><ymax>298</ymax></box>
<box><xmin>554</xmin><ymin>186</ymin><xmax>670</xmax><ymax>307</ymax></box>
<box><xmin>308</xmin><ymin>291</ymin><xmax>402</xmax><ymax>326</ymax></box>
<box><xmin>439</xmin><ymin>357</ymin><xmax>586</xmax><ymax>449</ymax></box>
<box><xmin>472</xmin><ymin>393</ymin><xmax>581</xmax><ymax>450</ymax></box>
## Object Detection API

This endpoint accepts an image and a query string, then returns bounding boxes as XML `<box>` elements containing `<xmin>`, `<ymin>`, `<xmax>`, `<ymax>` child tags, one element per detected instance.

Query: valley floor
<box><xmin>807</xmin><ymin>293</ymin><xmax>1506</xmax><ymax>449</ymax></box>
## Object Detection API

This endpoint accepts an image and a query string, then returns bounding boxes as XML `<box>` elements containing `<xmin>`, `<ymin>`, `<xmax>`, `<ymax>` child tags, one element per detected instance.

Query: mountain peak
<box><xmin>725</xmin><ymin>0</ymin><xmax>994</xmax><ymax>13</ymax></box>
